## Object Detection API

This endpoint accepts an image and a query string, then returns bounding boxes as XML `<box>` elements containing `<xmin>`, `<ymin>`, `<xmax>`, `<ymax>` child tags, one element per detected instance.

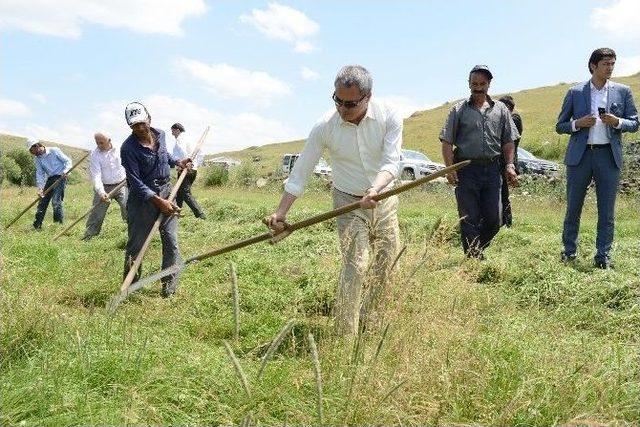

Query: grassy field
<box><xmin>1</xmin><ymin>176</ymin><xmax>639</xmax><ymax>425</ymax></box>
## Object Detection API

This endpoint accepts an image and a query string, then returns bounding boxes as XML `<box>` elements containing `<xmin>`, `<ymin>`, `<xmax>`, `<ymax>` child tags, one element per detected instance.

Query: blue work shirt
<box><xmin>120</xmin><ymin>127</ymin><xmax>179</xmax><ymax>201</ymax></box>
<box><xmin>35</xmin><ymin>147</ymin><xmax>72</xmax><ymax>189</ymax></box>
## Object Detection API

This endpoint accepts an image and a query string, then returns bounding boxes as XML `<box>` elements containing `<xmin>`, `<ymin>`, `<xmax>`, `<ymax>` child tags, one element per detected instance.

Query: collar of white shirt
<box><xmin>590</xmin><ymin>80</ymin><xmax>610</xmax><ymax>93</ymax></box>
<box><xmin>337</xmin><ymin>105</ymin><xmax>378</xmax><ymax>126</ymax></box>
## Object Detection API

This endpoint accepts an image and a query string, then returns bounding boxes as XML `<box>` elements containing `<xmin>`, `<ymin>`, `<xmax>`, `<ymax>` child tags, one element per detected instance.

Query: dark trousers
<box><xmin>123</xmin><ymin>184</ymin><xmax>182</xmax><ymax>296</ymax></box>
<box><xmin>176</xmin><ymin>169</ymin><xmax>204</xmax><ymax>218</ymax></box>
<box><xmin>500</xmin><ymin>173</ymin><xmax>513</xmax><ymax>227</ymax></box>
<box><xmin>34</xmin><ymin>175</ymin><xmax>66</xmax><ymax>228</ymax></box>
<box><xmin>562</xmin><ymin>145</ymin><xmax>620</xmax><ymax>262</ymax></box>
<box><xmin>500</xmin><ymin>141</ymin><xmax>518</xmax><ymax>227</ymax></box>
<box><xmin>455</xmin><ymin>162</ymin><xmax>503</xmax><ymax>256</ymax></box>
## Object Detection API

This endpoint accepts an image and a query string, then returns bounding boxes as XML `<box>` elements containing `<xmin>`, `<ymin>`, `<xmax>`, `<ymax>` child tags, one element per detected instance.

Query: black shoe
<box><xmin>196</xmin><ymin>213</ymin><xmax>207</xmax><ymax>220</ymax></box>
<box><xmin>162</xmin><ymin>281</ymin><xmax>178</xmax><ymax>298</ymax></box>
<box><xmin>561</xmin><ymin>252</ymin><xmax>577</xmax><ymax>263</ymax></box>
<box><xmin>594</xmin><ymin>259</ymin><xmax>614</xmax><ymax>269</ymax></box>
<box><xmin>466</xmin><ymin>251</ymin><xmax>485</xmax><ymax>261</ymax></box>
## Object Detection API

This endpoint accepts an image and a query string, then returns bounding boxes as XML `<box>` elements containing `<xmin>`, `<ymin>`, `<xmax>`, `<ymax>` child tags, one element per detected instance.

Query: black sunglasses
<box><xmin>332</xmin><ymin>92</ymin><xmax>368</xmax><ymax>109</ymax></box>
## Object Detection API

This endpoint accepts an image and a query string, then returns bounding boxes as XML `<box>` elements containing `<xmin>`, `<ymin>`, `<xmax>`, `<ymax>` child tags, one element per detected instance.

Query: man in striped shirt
<box><xmin>28</xmin><ymin>139</ymin><xmax>72</xmax><ymax>229</ymax></box>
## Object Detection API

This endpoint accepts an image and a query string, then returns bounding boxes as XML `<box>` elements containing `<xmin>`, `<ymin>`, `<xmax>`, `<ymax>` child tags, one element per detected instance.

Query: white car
<box><xmin>282</xmin><ymin>153</ymin><xmax>332</xmax><ymax>178</ymax></box>
<box><xmin>399</xmin><ymin>149</ymin><xmax>445</xmax><ymax>180</ymax></box>
<box><xmin>313</xmin><ymin>157</ymin><xmax>332</xmax><ymax>177</ymax></box>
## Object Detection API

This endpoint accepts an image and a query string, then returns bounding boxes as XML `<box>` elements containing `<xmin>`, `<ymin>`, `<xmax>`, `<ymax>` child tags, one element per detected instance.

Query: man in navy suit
<box><xmin>556</xmin><ymin>48</ymin><xmax>638</xmax><ymax>269</ymax></box>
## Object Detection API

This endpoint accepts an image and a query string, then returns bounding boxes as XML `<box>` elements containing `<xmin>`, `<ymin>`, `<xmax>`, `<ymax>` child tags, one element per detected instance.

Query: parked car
<box><xmin>282</xmin><ymin>153</ymin><xmax>299</xmax><ymax>174</ymax></box>
<box><xmin>517</xmin><ymin>147</ymin><xmax>559</xmax><ymax>176</ymax></box>
<box><xmin>282</xmin><ymin>153</ymin><xmax>332</xmax><ymax>177</ymax></box>
<box><xmin>399</xmin><ymin>149</ymin><xmax>445</xmax><ymax>180</ymax></box>
<box><xmin>313</xmin><ymin>157</ymin><xmax>332</xmax><ymax>177</ymax></box>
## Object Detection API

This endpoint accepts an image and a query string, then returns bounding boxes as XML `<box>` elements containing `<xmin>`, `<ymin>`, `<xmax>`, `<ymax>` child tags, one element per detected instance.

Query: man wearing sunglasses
<box><xmin>267</xmin><ymin>65</ymin><xmax>403</xmax><ymax>337</ymax></box>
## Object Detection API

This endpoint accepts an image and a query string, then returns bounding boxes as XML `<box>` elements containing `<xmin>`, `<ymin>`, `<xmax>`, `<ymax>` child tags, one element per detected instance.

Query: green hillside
<box><xmin>0</xmin><ymin>134</ymin><xmax>90</xmax><ymax>174</ymax></box>
<box><xmin>215</xmin><ymin>73</ymin><xmax>640</xmax><ymax>171</ymax></box>
<box><xmin>2</xmin><ymin>73</ymin><xmax>637</xmax><ymax>178</ymax></box>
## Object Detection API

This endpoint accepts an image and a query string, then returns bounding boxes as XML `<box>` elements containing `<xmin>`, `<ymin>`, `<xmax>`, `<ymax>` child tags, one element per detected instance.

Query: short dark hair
<box><xmin>499</xmin><ymin>95</ymin><xmax>515</xmax><ymax>110</ymax></box>
<box><xmin>588</xmin><ymin>48</ymin><xmax>616</xmax><ymax>74</ymax></box>
<box><xmin>171</xmin><ymin>123</ymin><xmax>185</xmax><ymax>132</ymax></box>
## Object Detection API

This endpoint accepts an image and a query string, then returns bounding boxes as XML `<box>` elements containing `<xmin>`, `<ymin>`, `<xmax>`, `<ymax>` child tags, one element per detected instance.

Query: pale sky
<box><xmin>1</xmin><ymin>0</ymin><xmax>639</xmax><ymax>153</ymax></box>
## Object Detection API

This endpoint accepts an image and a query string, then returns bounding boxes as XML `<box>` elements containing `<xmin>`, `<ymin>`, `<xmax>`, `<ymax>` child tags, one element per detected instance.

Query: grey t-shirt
<box><xmin>439</xmin><ymin>96</ymin><xmax>519</xmax><ymax>160</ymax></box>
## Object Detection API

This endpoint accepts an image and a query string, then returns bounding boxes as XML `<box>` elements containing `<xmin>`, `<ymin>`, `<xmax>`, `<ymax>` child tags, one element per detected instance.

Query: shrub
<box><xmin>66</xmin><ymin>169</ymin><xmax>83</xmax><ymax>185</ymax></box>
<box><xmin>204</xmin><ymin>165</ymin><xmax>230</xmax><ymax>187</ymax></box>
<box><xmin>230</xmin><ymin>161</ymin><xmax>258</xmax><ymax>187</ymax></box>
<box><xmin>1</xmin><ymin>155</ymin><xmax>23</xmax><ymax>185</ymax></box>
<box><xmin>6</xmin><ymin>148</ymin><xmax>36</xmax><ymax>186</ymax></box>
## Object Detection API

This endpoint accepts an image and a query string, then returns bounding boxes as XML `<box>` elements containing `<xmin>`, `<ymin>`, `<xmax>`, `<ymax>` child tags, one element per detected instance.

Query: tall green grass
<box><xmin>1</xmin><ymin>179</ymin><xmax>638</xmax><ymax>425</ymax></box>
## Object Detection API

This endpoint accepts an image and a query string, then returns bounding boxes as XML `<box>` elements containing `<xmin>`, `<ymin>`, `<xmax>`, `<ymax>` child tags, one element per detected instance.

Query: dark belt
<box><xmin>586</xmin><ymin>143</ymin><xmax>610</xmax><ymax>150</ymax></box>
<box><xmin>459</xmin><ymin>156</ymin><xmax>501</xmax><ymax>165</ymax></box>
<box><xmin>333</xmin><ymin>187</ymin><xmax>364</xmax><ymax>198</ymax></box>
<box><xmin>151</xmin><ymin>177</ymin><xmax>170</xmax><ymax>186</ymax></box>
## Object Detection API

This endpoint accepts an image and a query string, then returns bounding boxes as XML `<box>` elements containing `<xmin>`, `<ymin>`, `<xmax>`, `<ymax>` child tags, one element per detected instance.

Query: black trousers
<box><xmin>455</xmin><ymin>162</ymin><xmax>502</xmax><ymax>256</ymax></box>
<box><xmin>500</xmin><ymin>172</ymin><xmax>513</xmax><ymax>227</ymax></box>
<box><xmin>176</xmin><ymin>169</ymin><xmax>205</xmax><ymax>218</ymax></box>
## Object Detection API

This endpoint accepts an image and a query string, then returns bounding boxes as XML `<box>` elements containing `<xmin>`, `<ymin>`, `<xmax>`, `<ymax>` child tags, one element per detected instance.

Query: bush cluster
<box><xmin>1</xmin><ymin>149</ymin><xmax>35</xmax><ymax>186</ymax></box>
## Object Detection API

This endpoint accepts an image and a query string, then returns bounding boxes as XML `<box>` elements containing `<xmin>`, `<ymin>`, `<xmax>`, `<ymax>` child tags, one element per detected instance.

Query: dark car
<box><xmin>517</xmin><ymin>147</ymin><xmax>559</xmax><ymax>176</ymax></box>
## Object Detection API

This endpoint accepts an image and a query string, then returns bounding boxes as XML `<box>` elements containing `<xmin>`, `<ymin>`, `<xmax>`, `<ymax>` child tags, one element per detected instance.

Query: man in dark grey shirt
<box><xmin>440</xmin><ymin>65</ymin><xmax>518</xmax><ymax>258</ymax></box>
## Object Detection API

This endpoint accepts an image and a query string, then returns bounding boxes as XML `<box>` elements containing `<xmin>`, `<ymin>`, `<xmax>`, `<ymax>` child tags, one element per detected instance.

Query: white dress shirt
<box><xmin>285</xmin><ymin>98</ymin><xmax>402</xmax><ymax>197</ymax></box>
<box><xmin>571</xmin><ymin>80</ymin><xmax>622</xmax><ymax>143</ymax></box>
<box><xmin>172</xmin><ymin>135</ymin><xmax>203</xmax><ymax>170</ymax></box>
<box><xmin>89</xmin><ymin>146</ymin><xmax>126</xmax><ymax>196</ymax></box>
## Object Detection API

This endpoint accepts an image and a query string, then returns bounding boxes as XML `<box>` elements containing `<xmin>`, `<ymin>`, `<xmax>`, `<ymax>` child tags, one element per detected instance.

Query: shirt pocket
<box><xmin>483</xmin><ymin>118</ymin><xmax>502</xmax><ymax>141</ymax></box>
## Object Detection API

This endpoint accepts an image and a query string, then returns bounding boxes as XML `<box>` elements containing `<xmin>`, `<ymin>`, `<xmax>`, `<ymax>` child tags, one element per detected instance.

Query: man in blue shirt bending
<box><xmin>28</xmin><ymin>138</ymin><xmax>72</xmax><ymax>230</ymax></box>
<box><xmin>120</xmin><ymin>102</ymin><xmax>191</xmax><ymax>297</ymax></box>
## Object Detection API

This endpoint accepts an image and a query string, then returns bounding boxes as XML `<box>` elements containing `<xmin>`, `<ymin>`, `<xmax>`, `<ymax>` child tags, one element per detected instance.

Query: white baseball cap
<box><xmin>125</xmin><ymin>102</ymin><xmax>150</xmax><ymax>126</ymax></box>
<box><xmin>26</xmin><ymin>138</ymin><xmax>39</xmax><ymax>149</ymax></box>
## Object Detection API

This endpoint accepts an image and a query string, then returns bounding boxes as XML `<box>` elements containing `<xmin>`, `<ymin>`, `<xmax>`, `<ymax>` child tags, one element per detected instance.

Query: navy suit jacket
<box><xmin>556</xmin><ymin>80</ymin><xmax>639</xmax><ymax>168</ymax></box>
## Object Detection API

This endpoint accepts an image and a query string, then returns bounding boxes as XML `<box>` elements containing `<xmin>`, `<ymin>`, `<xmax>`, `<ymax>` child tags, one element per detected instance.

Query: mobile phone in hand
<box><xmin>598</xmin><ymin>107</ymin><xmax>606</xmax><ymax>115</ymax></box>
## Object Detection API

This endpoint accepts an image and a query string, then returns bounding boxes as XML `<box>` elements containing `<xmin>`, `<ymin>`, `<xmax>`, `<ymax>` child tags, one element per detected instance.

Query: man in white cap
<box><xmin>82</xmin><ymin>132</ymin><xmax>128</xmax><ymax>240</ymax></box>
<box><xmin>120</xmin><ymin>102</ymin><xmax>192</xmax><ymax>297</ymax></box>
<box><xmin>27</xmin><ymin>138</ymin><xmax>73</xmax><ymax>230</ymax></box>
<box><xmin>171</xmin><ymin>123</ymin><xmax>206</xmax><ymax>219</ymax></box>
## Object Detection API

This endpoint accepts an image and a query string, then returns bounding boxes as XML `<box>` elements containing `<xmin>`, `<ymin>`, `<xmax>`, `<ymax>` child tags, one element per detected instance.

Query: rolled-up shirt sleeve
<box><xmin>379</xmin><ymin>108</ymin><xmax>402</xmax><ymax>177</ymax></box>
<box><xmin>89</xmin><ymin>151</ymin><xmax>106</xmax><ymax>196</ymax></box>
<box><xmin>439</xmin><ymin>107</ymin><xmax>457</xmax><ymax>144</ymax></box>
<box><xmin>504</xmin><ymin>112</ymin><xmax>520</xmax><ymax>144</ymax></box>
<box><xmin>121</xmin><ymin>145</ymin><xmax>156</xmax><ymax>201</ymax></box>
<box><xmin>284</xmin><ymin>123</ymin><xmax>325</xmax><ymax>197</ymax></box>
<box><xmin>501</xmin><ymin>107</ymin><xmax>516</xmax><ymax>144</ymax></box>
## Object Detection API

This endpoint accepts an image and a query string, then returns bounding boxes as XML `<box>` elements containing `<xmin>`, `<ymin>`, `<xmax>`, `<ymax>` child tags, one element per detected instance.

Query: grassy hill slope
<box><xmin>0</xmin><ymin>134</ymin><xmax>90</xmax><ymax>175</ymax></box>
<box><xmin>214</xmin><ymin>73</ymin><xmax>639</xmax><ymax>172</ymax></box>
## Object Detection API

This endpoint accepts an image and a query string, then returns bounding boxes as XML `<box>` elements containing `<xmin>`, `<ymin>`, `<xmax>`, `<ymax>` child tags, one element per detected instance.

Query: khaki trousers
<box><xmin>332</xmin><ymin>188</ymin><xmax>400</xmax><ymax>336</ymax></box>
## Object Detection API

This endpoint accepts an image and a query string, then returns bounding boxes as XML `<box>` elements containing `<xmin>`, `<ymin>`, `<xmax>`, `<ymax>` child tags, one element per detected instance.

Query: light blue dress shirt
<box><xmin>35</xmin><ymin>147</ymin><xmax>72</xmax><ymax>189</ymax></box>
